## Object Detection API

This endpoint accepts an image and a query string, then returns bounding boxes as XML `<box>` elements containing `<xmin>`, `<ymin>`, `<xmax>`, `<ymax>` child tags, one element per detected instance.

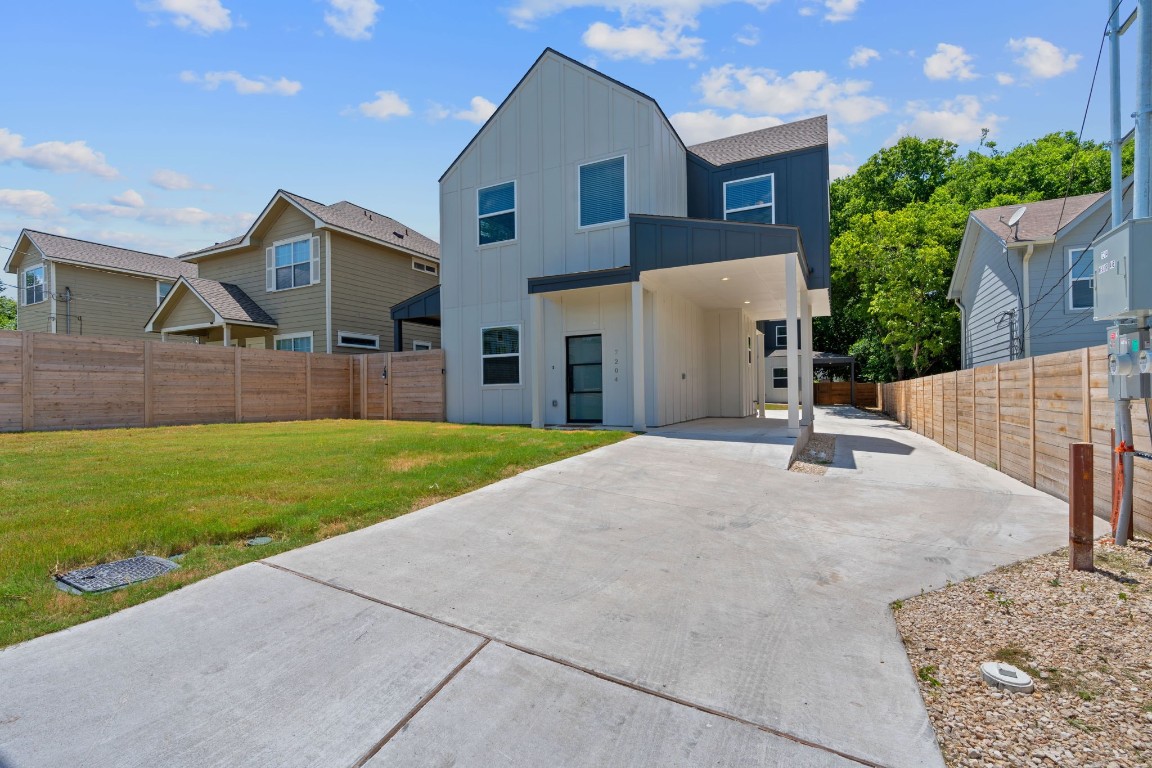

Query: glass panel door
<box><xmin>566</xmin><ymin>335</ymin><xmax>603</xmax><ymax>424</ymax></box>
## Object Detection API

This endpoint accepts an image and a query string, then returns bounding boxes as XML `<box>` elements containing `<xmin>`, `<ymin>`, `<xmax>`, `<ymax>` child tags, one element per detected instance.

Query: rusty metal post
<box><xmin>1069</xmin><ymin>442</ymin><xmax>1095</xmax><ymax>572</ymax></box>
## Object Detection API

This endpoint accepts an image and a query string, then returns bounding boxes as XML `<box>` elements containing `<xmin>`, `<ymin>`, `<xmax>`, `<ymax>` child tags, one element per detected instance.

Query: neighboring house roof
<box><xmin>969</xmin><ymin>193</ymin><xmax>1106</xmax><ymax>244</ymax></box>
<box><xmin>181</xmin><ymin>190</ymin><xmax>439</xmax><ymax>261</ymax></box>
<box><xmin>6</xmin><ymin>230</ymin><xmax>197</xmax><ymax>279</ymax></box>
<box><xmin>182</xmin><ymin>277</ymin><xmax>276</xmax><ymax>325</ymax></box>
<box><xmin>687</xmin><ymin>116</ymin><xmax>829</xmax><ymax>167</ymax></box>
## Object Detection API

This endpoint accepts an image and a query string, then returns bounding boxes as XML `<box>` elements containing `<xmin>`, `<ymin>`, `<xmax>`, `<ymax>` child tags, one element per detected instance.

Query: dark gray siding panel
<box><xmin>527</xmin><ymin>266</ymin><xmax>631</xmax><ymax>294</ymax></box>
<box><xmin>391</xmin><ymin>284</ymin><xmax>441</xmax><ymax>323</ymax></box>
<box><xmin>685</xmin><ymin>145</ymin><xmax>830</xmax><ymax>292</ymax></box>
<box><xmin>629</xmin><ymin>215</ymin><xmax>804</xmax><ymax>277</ymax></box>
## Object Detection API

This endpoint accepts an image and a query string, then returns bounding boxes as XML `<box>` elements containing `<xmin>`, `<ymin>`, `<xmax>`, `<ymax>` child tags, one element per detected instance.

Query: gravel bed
<box><xmin>894</xmin><ymin>538</ymin><xmax>1152</xmax><ymax>767</ymax></box>
<box><xmin>790</xmin><ymin>433</ymin><xmax>836</xmax><ymax>475</ymax></box>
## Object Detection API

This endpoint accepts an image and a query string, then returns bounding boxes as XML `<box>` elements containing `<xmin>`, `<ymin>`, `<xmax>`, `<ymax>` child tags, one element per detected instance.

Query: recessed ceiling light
<box><xmin>721</xmin><ymin>277</ymin><xmax>729</xmax><ymax>281</ymax></box>
<box><xmin>744</xmin><ymin>300</ymin><xmax>751</xmax><ymax>304</ymax></box>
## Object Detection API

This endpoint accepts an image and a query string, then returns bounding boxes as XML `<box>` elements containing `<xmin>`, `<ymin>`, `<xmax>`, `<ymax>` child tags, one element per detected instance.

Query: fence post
<box><xmin>971</xmin><ymin>369</ymin><xmax>977</xmax><ymax>459</ymax></box>
<box><xmin>348</xmin><ymin>356</ymin><xmax>355</xmax><ymax>418</ymax></box>
<box><xmin>359</xmin><ymin>354</ymin><xmax>369</xmax><ymax>420</ymax></box>
<box><xmin>1081</xmin><ymin>347</ymin><xmax>1092</xmax><ymax>442</ymax></box>
<box><xmin>21</xmin><ymin>331</ymin><xmax>33</xmax><ymax>431</ymax></box>
<box><xmin>995</xmin><ymin>363</ymin><xmax>1002</xmax><ymax>471</ymax></box>
<box><xmin>143</xmin><ymin>340</ymin><xmax>153</xmax><ymax>428</ymax></box>
<box><xmin>305</xmin><ymin>354</ymin><xmax>312</xmax><ymax>421</ymax></box>
<box><xmin>234</xmin><ymin>346</ymin><xmax>243</xmax><ymax>423</ymax></box>
<box><xmin>385</xmin><ymin>352</ymin><xmax>394</xmax><ymax>420</ymax></box>
<box><xmin>1069</xmin><ymin>442</ymin><xmax>1095</xmax><ymax>571</ymax></box>
<box><xmin>1030</xmin><ymin>357</ymin><xmax>1037</xmax><ymax>488</ymax></box>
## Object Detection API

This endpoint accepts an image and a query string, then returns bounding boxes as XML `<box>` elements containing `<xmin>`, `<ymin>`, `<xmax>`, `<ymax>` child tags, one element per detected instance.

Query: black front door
<box><xmin>566</xmin><ymin>334</ymin><xmax>603</xmax><ymax>424</ymax></box>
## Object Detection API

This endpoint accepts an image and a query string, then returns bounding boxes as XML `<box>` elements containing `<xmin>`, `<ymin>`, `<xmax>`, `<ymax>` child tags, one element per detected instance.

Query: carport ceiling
<box><xmin>640</xmin><ymin>254</ymin><xmax>808</xmax><ymax>320</ymax></box>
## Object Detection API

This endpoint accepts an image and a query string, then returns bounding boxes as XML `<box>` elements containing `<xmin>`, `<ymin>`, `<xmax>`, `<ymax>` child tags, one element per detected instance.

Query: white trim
<box><xmin>337</xmin><ymin>330</ymin><xmax>381</xmax><ymax>350</ymax></box>
<box><xmin>324</xmin><ymin>231</ymin><xmax>333</xmax><ymax>353</ymax></box>
<box><xmin>160</xmin><ymin>322</ymin><xmax>218</xmax><ymax>333</ymax></box>
<box><xmin>723</xmin><ymin>172</ymin><xmax>775</xmax><ymax>224</ymax></box>
<box><xmin>412</xmin><ymin>258</ymin><xmax>439</xmax><ymax>275</ymax></box>
<box><xmin>156</xmin><ymin>280</ymin><xmax>173</xmax><ymax>306</ymax></box>
<box><xmin>21</xmin><ymin>264</ymin><xmax>47</xmax><ymax>307</ymax></box>
<box><xmin>477</xmin><ymin>180</ymin><xmax>517</xmax><ymax>247</ymax></box>
<box><xmin>273</xmin><ymin>331</ymin><xmax>314</xmax><ymax>353</ymax></box>
<box><xmin>47</xmin><ymin>262</ymin><xmax>57</xmax><ymax>333</ymax></box>
<box><xmin>480</xmin><ymin>323</ymin><xmax>522</xmax><ymax>387</ymax></box>
<box><xmin>412</xmin><ymin>340</ymin><xmax>432</xmax><ymax>351</ymax></box>
<box><xmin>577</xmin><ymin>154</ymin><xmax>628</xmax><ymax>230</ymax></box>
<box><xmin>268</xmin><ymin>235</ymin><xmax>316</xmax><ymax>292</ymax></box>
<box><xmin>1067</xmin><ymin>244</ymin><xmax>1093</xmax><ymax>312</ymax></box>
<box><xmin>774</xmin><ymin>324</ymin><xmax>786</xmax><ymax>348</ymax></box>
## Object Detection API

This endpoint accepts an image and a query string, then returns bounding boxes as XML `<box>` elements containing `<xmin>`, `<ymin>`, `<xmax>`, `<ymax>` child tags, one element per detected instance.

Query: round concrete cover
<box><xmin>980</xmin><ymin>662</ymin><xmax>1034</xmax><ymax>693</ymax></box>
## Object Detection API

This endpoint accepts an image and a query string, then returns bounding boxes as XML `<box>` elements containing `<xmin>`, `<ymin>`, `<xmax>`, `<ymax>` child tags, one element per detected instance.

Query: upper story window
<box><xmin>478</xmin><ymin>181</ymin><xmax>516</xmax><ymax>245</ymax></box>
<box><xmin>266</xmin><ymin>236</ymin><xmax>318</xmax><ymax>292</ymax></box>
<box><xmin>579</xmin><ymin>156</ymin><xmax>626</xmax><ymax>228</ymax></box>
<box><xmin>724</xmin><ymin>173</ymin><xmax>775</xmax><ymax>224</ymax></box>
<box><xmin>775</xmin><ymin>324</ymin><xmax>787</xmax><ymax>348</ymax></box>
<box><xmin>157</xmin><ymin>281</ymin><xmax>173</xmax><ymax>305</ymax></box>
<box><xmin>22</xmin><ymin>265</ymin><xmax>45</xmax><ymax>306</ymax></box>
<box><xmin>1069</xmin><ymin>246</ymin><xmax>1093</xmax><ymax>311</ymax></box>
<box><xmin>412</xmin><ymin>258</ymin><xmax>438</xmax><ymax>275</ymax></box>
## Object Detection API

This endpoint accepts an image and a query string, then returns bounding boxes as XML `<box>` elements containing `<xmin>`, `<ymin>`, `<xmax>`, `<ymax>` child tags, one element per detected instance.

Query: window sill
<box><xmin>477</xmin><ymin>239</ymin><xmax>517</xmax><ymax>250</ymax></box>
<box><xmin>267</xmin><ymin>282</ymin><xmax>319</xmax><ymax>294</ymax></box>
<box><xmin>481</xmin><ymin>383</ymin><xmax>524</xmax><ymax>389</ymax></box>
<box><xmin>577</xmin><ymin>218</ymin><xmax>627</xmax><ymax>232</ymax></box>
<box><xmin>337</xmin><ymin>344</ymin><xmax>380</xmax><ymax>351</ymax></box>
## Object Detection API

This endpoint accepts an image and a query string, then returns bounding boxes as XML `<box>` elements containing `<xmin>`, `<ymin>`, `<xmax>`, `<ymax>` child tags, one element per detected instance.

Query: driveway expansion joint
<box><xmin>262</xmin><ymin>560</ymin><xmax>890</xmax><ymax>768</ymax></box>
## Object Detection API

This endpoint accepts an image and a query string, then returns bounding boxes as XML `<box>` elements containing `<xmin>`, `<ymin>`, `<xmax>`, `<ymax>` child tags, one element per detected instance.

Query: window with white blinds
<box><xmin>724</xmin><ymin>174</ymin><xmax>774</xmax><ymax>224</ymax></box>
<box><xmin>579</xmin><ymin>156</ymin><xmax>626</xmax><ymax>227</ymax></box>
<box><xmin>478</xmin><ymin>182</ymin><xmax>516</xmax><ymax>245</ymax></box>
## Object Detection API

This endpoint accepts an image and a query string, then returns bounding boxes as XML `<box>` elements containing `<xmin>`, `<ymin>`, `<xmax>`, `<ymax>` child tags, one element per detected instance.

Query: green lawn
<box><xmin>0</xmin><ymin>420</ymin><xmax>629</xmax><ymax>648</ymax></box>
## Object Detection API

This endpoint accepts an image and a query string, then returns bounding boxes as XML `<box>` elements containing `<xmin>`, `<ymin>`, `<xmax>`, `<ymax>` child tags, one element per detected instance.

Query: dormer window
<box><xmin>724</xmin><ymin>173</ymin><xmax>774</xmax><ymax>224</ymax></box>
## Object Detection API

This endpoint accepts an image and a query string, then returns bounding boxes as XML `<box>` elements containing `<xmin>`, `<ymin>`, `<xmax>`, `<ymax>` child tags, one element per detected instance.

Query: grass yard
<box><xmin>0</xmin><ymin>419</ymin><xmax>629</xmax><ymax>648</ymax></box>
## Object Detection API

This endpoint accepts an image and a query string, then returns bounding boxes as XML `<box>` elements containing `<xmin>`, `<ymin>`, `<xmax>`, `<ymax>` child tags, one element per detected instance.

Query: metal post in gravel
<box><xmin>1069</xmin><ymin>442</ymin><xmax>1095</xmax><ymax>572</ymax></box>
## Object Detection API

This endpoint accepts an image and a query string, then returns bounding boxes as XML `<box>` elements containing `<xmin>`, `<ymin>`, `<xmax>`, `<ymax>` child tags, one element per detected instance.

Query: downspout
<box><xmin>1021</xmin><ymin>243</ymin><xmax>1034</xmax><ymax>358</ymax></box>
<box><xmin>954</xmin><ymin>298</ymin><xmax>967</xmax><ymax>368</ymax></box>
<box><xmin>48</xmin><ymin>261</ymin><xmax>57</xmax><ymax>333</ymax></box>
<box><xmin>324</xmin><ymin>231</ymin><xmax>333</xmax><ymax>354</ymax></box>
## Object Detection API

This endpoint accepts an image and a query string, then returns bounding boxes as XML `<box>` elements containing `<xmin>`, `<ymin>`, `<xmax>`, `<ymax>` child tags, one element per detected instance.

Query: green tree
<box><xmin>0</xmin><ymin>296</ymin><xmax>14</xmax><ymax>330</ymax></box>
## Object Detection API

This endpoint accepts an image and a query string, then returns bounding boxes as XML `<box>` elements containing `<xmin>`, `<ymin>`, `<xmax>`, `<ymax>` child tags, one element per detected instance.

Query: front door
<box><xmin>566</xmin><ymin>334</ymin><xmax>603</xmax><ymax>424</ymax></box>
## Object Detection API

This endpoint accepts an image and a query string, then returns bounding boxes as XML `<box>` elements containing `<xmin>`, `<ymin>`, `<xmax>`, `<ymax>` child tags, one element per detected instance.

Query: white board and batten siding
<box><xmin>440</xmin><ymin>50</ymin><xmax>687</xmax><ymax>424</ymax></box>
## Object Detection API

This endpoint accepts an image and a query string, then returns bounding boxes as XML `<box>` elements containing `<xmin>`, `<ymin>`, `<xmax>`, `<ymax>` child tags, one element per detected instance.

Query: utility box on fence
<box><xmin>1093</xmin><ymin>218</ymin><xmax>1152</xmax><ymax>321</ymax></box>
<box><xmin>1106</xmin><ymin>326</ymin><xmax>1152</xmax><ymax>399</ymax></box>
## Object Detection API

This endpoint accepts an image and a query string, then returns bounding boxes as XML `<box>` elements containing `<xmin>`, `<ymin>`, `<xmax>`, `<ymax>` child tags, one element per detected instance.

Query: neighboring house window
<box><xmin>579</xmin><ymin>156</ymin><xmax>626</xmax><ymax>227</ymax></box>
<box><xmin>775</xmin><ymin>324</ymin><xmax>787</xmax><ymax>348</ymax></box>
<box><xmin>724</xmin><ymin>174</ymin><xmax>775</xmax><ymax>224</ymax></box>
<box><xmin>22</xmin><ymin>265</ymin><xmax>45</xmax><ymax>305</ymax></box>
<box><xmin>413</xmin><ymin>340</ymin><xmax>432</xmax><ymax>351</ymax></box>
<box><xmin>772</xmin><ymin>367</ymin><xmax>788</xmax><ymax>389</ymax></box>
<box><xmin>481</xmin><ymin>325</ymin><xmax>520</xmax><ymax>385</ymax></box>
<box><xmin>1069</xmin><ymin>246</ymin><xmax>1093</xmax><ymax>311</ymax></box>
<box><xmin>478</xmin><ymin>181</ymin><xmax>516</xmax><ymax>245</ymax></box>
<box><xmin>337</xmin><ymin>331</ymin><xmax>379</xmax><ymax>350</ymax></box>
<box><xmin>412</xmin><ymin>259</ymin><xmax>438</xmax><ymax>275</ymax></box>
<box><xmin>157</xmin><ymin>281</ymin><xmax>173</xmax><ymax>305</ymax></box>
<box><xmin>266</xmin><ymin>236</ymin><xmax>318</xmax><ymax>292</ymax></box>
<box><xmin>274</xmin><ymin>332</ymin><xmax>313</xmax><ymax>352</ymax></box>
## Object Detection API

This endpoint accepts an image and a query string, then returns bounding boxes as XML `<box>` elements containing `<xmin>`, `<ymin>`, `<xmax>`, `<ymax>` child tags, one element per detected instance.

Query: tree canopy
<box><xmin>0</xmin><ymin>296</ymin><xmax>14</xmax><ymax>331</ymax></box>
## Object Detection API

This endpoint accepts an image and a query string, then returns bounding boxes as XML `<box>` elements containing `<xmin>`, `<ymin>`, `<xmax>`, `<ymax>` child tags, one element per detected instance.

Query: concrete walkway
<box><xmin>0</xmin><ymin>407</ymin><xmax>1105</xmax><ymax>768</ymax></box>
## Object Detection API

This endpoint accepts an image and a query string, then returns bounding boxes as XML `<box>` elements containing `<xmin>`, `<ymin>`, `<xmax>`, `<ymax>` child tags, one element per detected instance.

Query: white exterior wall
<box><xmin>647</xmin><ymin>287</ymin><xmax>707</xmax><ymax>426</ymax></box>
<box><xmin>704</xmin><ymin>309</ymin><xmax>759</xmax><ymax>417</ymax></box>
<box><xmin>440</xmin><ymin>51</ymin><xmax>687</xmax><ymax>424</ymax></box>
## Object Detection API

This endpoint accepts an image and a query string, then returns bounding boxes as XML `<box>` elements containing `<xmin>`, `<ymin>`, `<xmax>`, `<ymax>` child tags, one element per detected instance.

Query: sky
<box><xmin>0</xmin><ymin>0</ymin><xmax>1140</xmax><ymax>301</ymax></box>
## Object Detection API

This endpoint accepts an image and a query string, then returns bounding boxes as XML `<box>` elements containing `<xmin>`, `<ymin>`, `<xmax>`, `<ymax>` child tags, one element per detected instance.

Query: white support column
<box><xmin>530</xmin><ymin>293</ymin><xmax>545</xmax><ymax>429</ymax></box>
<box><xmin>785</xmin><ymin>257</ymin><xmax>800</xmax><ymax>436</ymax></box>
<box><xmin>801</xmin><ymin>281</ymin><xmax>814</xmax><ymax>427</ymax></box>
<box><xmin>631</xmin><ymin>281</ymin><xmax>647</xmax><ymax>431</ymax></box>
<box><xmin>223</xmin><ymin>323</ymin><xmax>231</xmax><ymax>347</ymax></box>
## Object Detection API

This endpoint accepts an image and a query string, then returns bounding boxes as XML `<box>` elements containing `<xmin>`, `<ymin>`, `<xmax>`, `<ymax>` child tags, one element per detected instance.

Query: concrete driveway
<box><xmin>0</xmin><ymin>407</ymin><xmax>1103</xmax><ymax>768</ymax></box>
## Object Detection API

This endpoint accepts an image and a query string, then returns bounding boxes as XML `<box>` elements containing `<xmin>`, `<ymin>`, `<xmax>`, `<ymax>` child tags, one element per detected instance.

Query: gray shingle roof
<box><xmin>182</xmin><ymin>191</ymin><xmax>439</xmax><ymax>261</ymax></box>
<box><xmin>184</xmin><ymin>277</ymin><xmax>276</xmax><ymax>326</ymax></box>
<box><xmin>971</xmin><ymin>193</ymin><xmax>1106</xmax><ymax>243</ymax></box>
<box><xmin>24</xmin><ymin>231</ymin><xmax>197</xmax><ymax>279</ymax></box>
<box><xmin>687</xmin><ymin>115</ymin><xmax>829</xmax><ymax>166</ymax></box>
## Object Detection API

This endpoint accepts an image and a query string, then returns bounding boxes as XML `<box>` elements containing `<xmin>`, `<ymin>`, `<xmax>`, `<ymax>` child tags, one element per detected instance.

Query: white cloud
<box><xmin>0</xmin><ymin>189</ymin><xmax>57</xmax><ymax>218</ymax></box>
<box><xmin>735</xmin><ymin>24</ymin><xmax>759</xmax><ymax>46</ymax></box>
<box><xmin>582</xmin><ymin>19</ymin><xmax>703</xmax><ymax>60</ymax></box>
<box><xmin>923</xmin><ymin>43</ymin><xmax>977</xmax><ymax>81</ymax></box>
<box><xmin>71</xmin><ymin>200</ymin><xmax>255</xmax><ymax>229</ymax></box>
<box><xmin>697</xmin><ymin>64</ymin><xmax>886</xmax><ymax>124</ymax></box>
<box><xmin>180</xmin><ymin>70</ymin><xmax>302</xmax><ymax>96</ymax></box>
<box><xmin>822</xmin><ymin>0</ymin><xmax>861</xmax><ymax>22</ymax></box>
<box><xmin>357</xmin><ymin>91</ymin><xmax>412</xmax><ymax>120</ymax></box>
<box><xmin>111</xmin><ymin>190</ymin><xmax>146</xmax><ymax>208</ymax></box>
<box><xmin>453</xmin><ymin>96</ymin><xmax>498</xmax><ymax>125</ymax></box>
<box><xmin>995</xmin><ymin>72</ymin><xmax>1015</xmax><ymax>86</ymax></box>
<box><xmin>890</xmin><ymin>95</ymin><xmax>1002</xmax><ymax>145</ymax></box>
<box><xmin>829</xmin><ymin>162</ymin><xmax>855</xmax><ymax>179</ymax></box>
<box><xmin>324</xmin><ymin>0</ymin><xmax>380</xmax><ymax>40</ymax></box>
<box><xmin>0</xmin><ymin>128</ymin><xmax>118</xmax><ymax>178</ymax></box>
<box><xmin>506</xmin><ymin>1</ymin><xmax>778</xmax><ymax>29</ymax></box>
<box><xmin>150</xmin><ymin>169</ymin><xmax>210</xmax><ymax>190</ymax></box>
<box><xmin>670</xmin><ymin>111</ymin><xmax>782</xmax><ymax>144</ymax></box>
<box><xmin>139</xmin><ymin>0</ymin><xmax>232</xmax><ymax>33</ymax></box>
<box><xmin>847</xmin><ymin>46</ymin><xmax>879</xmax><ymax>68</ymax></box>
<box><xmin>1008</xmin><ymin>36</ymin><xmax>1080</xmax><ymax>79</ymax></box>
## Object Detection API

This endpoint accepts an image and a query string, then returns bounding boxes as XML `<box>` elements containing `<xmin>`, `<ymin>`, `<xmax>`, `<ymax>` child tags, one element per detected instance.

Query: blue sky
<box><xmin>0</xmin><ymin>0</ymin><xmax>1138</xmax><ymax>300</ymax></box>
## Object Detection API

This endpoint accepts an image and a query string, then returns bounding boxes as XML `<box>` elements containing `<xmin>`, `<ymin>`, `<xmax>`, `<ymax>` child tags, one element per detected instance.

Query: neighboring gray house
<box><xmin>428</xmin><ymin>49</ymin><xmax>830</xmax><ymax>433</ymax></box>
<box><xmin>949</xmin><ymin>185</ymin><xmax>1131</xmax><ymax>367</ymax></box>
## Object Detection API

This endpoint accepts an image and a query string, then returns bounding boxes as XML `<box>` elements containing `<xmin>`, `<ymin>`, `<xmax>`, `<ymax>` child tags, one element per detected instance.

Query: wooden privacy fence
<box><xmin>880</xmin><ymin>345</ymin><xmax>1150</xmax><ymax>535</ymax></box>
<box><xmin>813</xmin><ymin>381</ymin><xmax>878</xmax><ymax>408</ymax></box>
<box><xmin>0</xmin><ymin>330</ymin><xmax>444</xmax><ymax>432</ymax></box>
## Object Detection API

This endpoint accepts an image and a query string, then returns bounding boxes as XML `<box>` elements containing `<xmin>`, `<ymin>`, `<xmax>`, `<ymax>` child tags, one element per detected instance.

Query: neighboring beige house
<box><xmin>147</xmin><ymin>190</ymin><xmax>440</xmax><ymax>353</ymax></box>
<box><xmin>4</xmin><ymin>230</ymin><xmax>197</xmax><ymax>338</ymax></box>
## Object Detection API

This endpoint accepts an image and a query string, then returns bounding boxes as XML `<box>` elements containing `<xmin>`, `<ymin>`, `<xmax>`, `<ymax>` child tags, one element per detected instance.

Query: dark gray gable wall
<box><xmin>686</xmin><ymin>145</ymin><xmax>830</xmax><ymax>292</ymax></box>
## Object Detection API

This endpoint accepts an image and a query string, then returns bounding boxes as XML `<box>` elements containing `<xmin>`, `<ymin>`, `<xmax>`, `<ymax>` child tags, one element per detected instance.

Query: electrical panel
<box><xmin>1107</xmin><ymin>325</ymin><xmax>1152</xmax><ymax>399</ymax></box>
<box><xmin>1093</xmin><ymin>218</ymin><xmax>1152</xmax><ymax>321</ymax></box>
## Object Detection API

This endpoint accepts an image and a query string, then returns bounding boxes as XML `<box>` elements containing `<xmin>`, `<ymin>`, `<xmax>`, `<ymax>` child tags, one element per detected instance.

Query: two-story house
<box><xmin>948</xmin><ymin>183</ymin><xmax>1131</xmax><ymax>367</ymax></box>
<box><xmin>430</xmin><ymin>49</ymin><xmax>829</xmax><ymax>434</ymax></box>
<box><xmin>4</xmin><ymin>230</ymin><xmax>197</xmax><ymax>338</ymax></box>
<box><xmin>147</xmin><ymin>190</ymin><xmax>441</xmax><ymax>353</ymax></box>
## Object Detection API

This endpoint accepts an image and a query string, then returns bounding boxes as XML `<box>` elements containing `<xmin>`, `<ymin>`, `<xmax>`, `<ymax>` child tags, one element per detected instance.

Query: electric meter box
<box><xmin>1107</xmin><ymin>325</ymin><xmax>1152</xmax><ymax>399</ymax></box>
<box><xmin>1093</xmin><ymin>218</ymin><xmax>1152</xmax><ymax>321</ymax></box>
